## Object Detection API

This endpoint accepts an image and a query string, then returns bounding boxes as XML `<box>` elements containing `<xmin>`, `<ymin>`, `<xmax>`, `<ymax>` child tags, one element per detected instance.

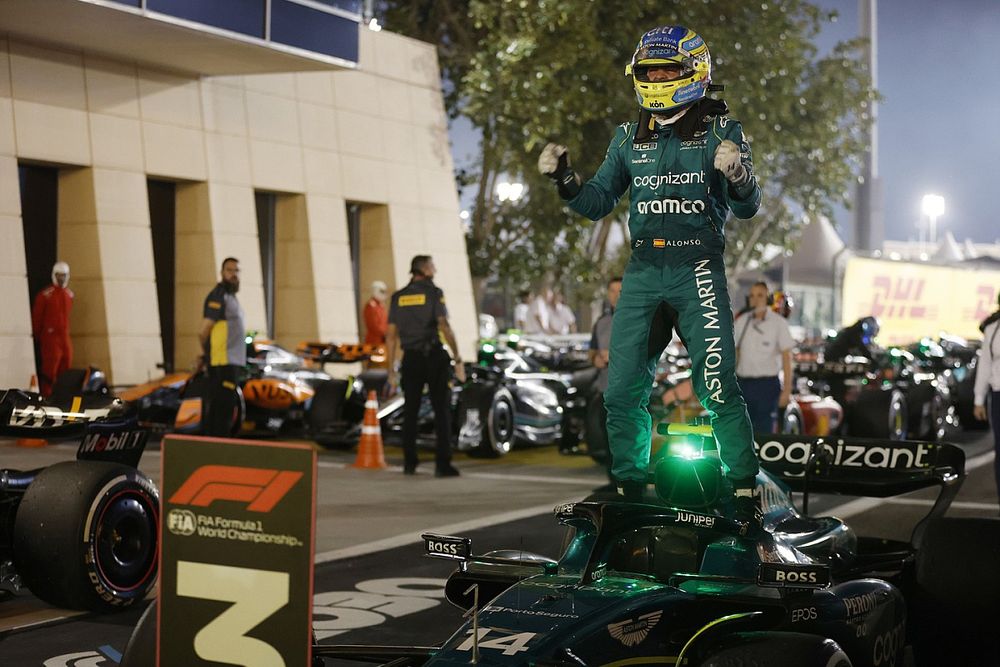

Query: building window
<box><xmin>148</xmin><ymin>179</ymin><xmax>177</xmax><ymax>371</ymax></box>
<box><xmin>255</xmin><ymin>191</ymin><xmax>277</xmax><ymax>339</ymax></box>
<box><xmin>346</xmin><ymin>202</ymin><xmax>362</xmax><ymax>317</ymax></box>
<box><xmin>18</xmin><ymin>164</ymin><xmax>59</xmax><ymax>307</ymax></box>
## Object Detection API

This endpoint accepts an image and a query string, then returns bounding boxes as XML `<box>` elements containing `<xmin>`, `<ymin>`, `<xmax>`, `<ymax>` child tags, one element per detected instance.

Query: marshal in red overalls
<box><xmin>32</xmin><ymin>262</ymin><xmax>74</xmax><ymax>397</ymax></box>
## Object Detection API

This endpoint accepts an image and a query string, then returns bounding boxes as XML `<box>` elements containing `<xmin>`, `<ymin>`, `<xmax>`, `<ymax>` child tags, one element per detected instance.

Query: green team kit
<box><xmin>573</xmin><ymin>113</ymin><xmax>760</xmax><ymax>486</ymax></box>
<box><xmin>540</xmin><ymin>25</ymin><xmax>762</xmax><ymax>509</ymax></box>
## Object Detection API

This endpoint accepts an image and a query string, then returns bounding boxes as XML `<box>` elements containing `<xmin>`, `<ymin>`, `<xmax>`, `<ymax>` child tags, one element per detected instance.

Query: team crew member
<box><xmin>735</xmin><ymin>281</ymin><xmax>795</xmax><ymax>434</ymax></box>
<box><xmin>364</xmin><ymin>280</ymin><xmax>389</xmax><ymax>346</ymax></box>
<box><xmin>589</xmin><ymin>277</ymin><xmax>622</xmax><ymax>470</ymax></box>
<box><xmin>198</xmin><ymin>257</ymin><xmax>246</xmax><ymax>437</ymax></box>
<box><xmin>539</xmin><ymin>25</ymin><xmax>762</xmax><ymax>525</ymax></box>
<box><xmin>974</xmin><ymin>291</ymin><xmax>1000</xmax><ymax>503</ymax></box>
<box><xmin>386</xmin><ymin>255</ymin><xmax>466</xmax><ymax>477</ymax></box>
<box><xmin>590</xmin><ymin>277</ymin><xmax>623</xmax><ymax>394</ymax></box>
<box><xmin>32</xmin><ymin>261</ymin><xmax>74</xmax><ymax>396</ymax></box>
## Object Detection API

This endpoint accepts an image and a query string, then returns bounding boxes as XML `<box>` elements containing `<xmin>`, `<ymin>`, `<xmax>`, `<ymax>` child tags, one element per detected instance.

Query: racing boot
<box><xmin>616</xmin><ymin>479</ymin><xmax>646</xmax><ymax>503</ymax></box>
<box><xmin>733</xmin><ymin>485</ymin><xmax>763</xmax><ymax>537</ymax></box>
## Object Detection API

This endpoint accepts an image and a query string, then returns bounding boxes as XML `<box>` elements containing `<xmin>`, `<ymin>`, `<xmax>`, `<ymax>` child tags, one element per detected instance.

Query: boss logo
<box><xmin>427</xmin><ymin>541</ymin><xmax>459</xmax><ymax>555</ymax></box>
<box><xmin>775</xmin><ymin>570</ymin><xmax>818</xmax><ymax>583</ymax></box>
<box><xmin>759</xmin><ymin>563</ymin><xmax>830</xmax><ymax>588</ymax></box>
<box><xmin>422</xmin><ymin>533</ymin><xmax>470</xmax><ymax>560</ymax></box>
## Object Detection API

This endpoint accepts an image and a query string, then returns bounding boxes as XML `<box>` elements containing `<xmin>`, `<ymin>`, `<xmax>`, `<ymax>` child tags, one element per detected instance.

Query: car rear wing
<box><xmin>756</xmin><ymin>434</ymin><xmax>964</xmax><ymax>496</ymax></box>
<box><xmin>296</xmin><ymin>341</ymin><xmax>385</xmax><ymax>364</ymax></box>
<box><xmin>0</xmin><ymin>389</ymin><xmax>128</xmax><ymax>438</ymax></box>
<box><xmin>757</xmin><ymin>434</ymin><xmax>965</xmax><ymax>548</ymax></box>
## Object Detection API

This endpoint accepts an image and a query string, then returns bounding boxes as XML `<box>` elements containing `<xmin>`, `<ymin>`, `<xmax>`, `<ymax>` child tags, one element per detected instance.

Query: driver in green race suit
<box><xmin>539</xmin><ymin>25</ymin><xmax>762</xmax><ymax>527</ymax></box>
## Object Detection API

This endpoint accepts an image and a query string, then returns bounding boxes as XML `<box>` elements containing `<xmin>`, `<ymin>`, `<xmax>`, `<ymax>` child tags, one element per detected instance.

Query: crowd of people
<box><xmin>513</xmin><ymin>288</ymin><xmax>577</xmax><ymax>335</ymax></box>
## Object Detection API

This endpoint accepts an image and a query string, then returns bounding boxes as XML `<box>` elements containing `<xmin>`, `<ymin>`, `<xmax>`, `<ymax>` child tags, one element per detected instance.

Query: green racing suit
<box><xmin>566</xmin><ymin>113</ymin><xmax>761</xmax><ymax>486</ymax></box>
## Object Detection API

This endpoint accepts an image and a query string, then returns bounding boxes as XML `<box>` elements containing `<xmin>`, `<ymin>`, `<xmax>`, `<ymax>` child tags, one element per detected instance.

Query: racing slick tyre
<box><xmin>846</xmin><ymin>389</ymin><xmax>907</xmax><ymax>440</ymax></box>
<box><xmin>913</xmin><ymin>517</ymin><xmax>1000</xmax><ymax>663</ymax></box>
<box><xmin>12</xmin><ymin>461</ymin><xmax>159</xmax><ymax>612</ymax></box>
<box><xmin>696</xmin><ymin>632</ymin><xmax>852</xmax><ymax>667</ymax></box>
<box><xmin>309</xmin><ymin>379</ymin><xmax>351</xmax><ymax>449</ymax></box>
<box><xmin>781</xmin><ymin>404</ymin><xmax>804</xmax><ymax>435</ymax></box>
<box><xmin>469</xmin><ymin>387</ymin><xmax>515</xmax><ymax>458</ymax></box>
<box><xmin>906</xmin><ymin>383</ymin><xmax>946</xmax><ymax>442</ymax></box>
<box><xmin>916</xmin><ymin>517</ymin><xmax>1000</xmax><ymax>614</ymax></box>
<box><xmin>119</xmin><ymin>601</ymin><xmax>155</xmax><ymax>667</ymax></box>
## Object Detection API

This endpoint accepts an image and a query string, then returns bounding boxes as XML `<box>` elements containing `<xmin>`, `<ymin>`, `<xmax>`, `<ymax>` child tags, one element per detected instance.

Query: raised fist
<box><xmin>538</xmin><ymin>143</ymin><xmax>569</xmax><ymax>177</ymax></box>
<box><xmin>713</xmin><ymin>139</ymin><xmax>749</xmax><ymax>186</ymax></box>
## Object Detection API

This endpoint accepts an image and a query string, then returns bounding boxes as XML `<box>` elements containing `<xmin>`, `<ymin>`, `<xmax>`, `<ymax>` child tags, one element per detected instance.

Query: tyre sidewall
<box><xmin>483</xmin><ymin>387</ymin><xmax>515</xmax><ymax>456</ymax></box>
<box><xmin>13</xmin><ymin>460</ymin><xmax>160</xmax><ymax>612</ymax></box>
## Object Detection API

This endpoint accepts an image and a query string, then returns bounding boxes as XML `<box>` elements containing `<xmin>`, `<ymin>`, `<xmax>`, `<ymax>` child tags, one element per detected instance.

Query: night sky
<box><xmin>814</xmin><ymin>0</ymin><xmax>1000</xmax><ymax>245</ymax></box>
<box><xmin>448</xmin><ymin>1</ymin><xmax>1000</xmax><ymax>246</ymax></box>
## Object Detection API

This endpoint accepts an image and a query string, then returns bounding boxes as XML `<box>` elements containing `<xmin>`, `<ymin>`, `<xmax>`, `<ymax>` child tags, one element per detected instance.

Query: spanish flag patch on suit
<box><xmin>398</xmin><ymin>294</ymin><xmax>426</xmax><ymax>307</ymax></box>
<box><xmin>653</xmin><ymin>239</ymin><xmax>666</xmax><ymax>248</ymax></box>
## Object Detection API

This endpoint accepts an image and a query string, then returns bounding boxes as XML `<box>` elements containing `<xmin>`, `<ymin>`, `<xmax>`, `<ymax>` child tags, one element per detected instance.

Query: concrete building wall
<box><xmin>0</xmin><ymin>28</ymin><xmax>476</xmax><ymax>387</ymax></box>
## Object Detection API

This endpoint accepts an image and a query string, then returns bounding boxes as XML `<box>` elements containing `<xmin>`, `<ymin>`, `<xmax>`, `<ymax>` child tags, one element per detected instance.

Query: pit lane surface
<box><xmin>1</xmin><ymin>429</ymin><xmax>996</xmax><ymax>665</ymax></box>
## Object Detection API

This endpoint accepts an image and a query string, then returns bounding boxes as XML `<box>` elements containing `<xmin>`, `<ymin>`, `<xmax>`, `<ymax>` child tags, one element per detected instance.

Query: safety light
<box><xmin>666</xmin><ymin>439</ymin><xmax>700</xmax><ymax>460</ymax></box>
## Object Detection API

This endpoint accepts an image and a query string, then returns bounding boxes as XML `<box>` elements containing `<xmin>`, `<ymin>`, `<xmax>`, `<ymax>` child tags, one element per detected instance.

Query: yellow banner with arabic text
<box><xmin>842</xmin><ymin>257</ymin><xmax>999</xmax><ymax>344</ymax></box>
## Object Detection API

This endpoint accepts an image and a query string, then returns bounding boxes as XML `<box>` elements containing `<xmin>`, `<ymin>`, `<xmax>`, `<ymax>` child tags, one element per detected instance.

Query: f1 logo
<box><xmin>169</xmin><ymin>465</ymin><xmax>303</xmax><ymax>512</ymax></box>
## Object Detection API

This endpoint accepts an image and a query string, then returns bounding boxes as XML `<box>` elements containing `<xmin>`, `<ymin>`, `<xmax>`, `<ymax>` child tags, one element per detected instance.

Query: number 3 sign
<box><xmin>158</xmin><ymin>436</ymin><xmax>316</xmax><ymax>667</ymax></box>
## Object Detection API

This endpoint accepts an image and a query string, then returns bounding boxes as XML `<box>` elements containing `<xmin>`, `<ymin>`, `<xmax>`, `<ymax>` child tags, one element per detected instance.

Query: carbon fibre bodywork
<box><xmin>317</xmin><ymin>432</ymin><xmax>968</xmax><ymax>666</ymax></box>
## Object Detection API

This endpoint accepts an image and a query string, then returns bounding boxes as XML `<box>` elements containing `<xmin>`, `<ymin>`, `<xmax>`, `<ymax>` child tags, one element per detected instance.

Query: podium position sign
<box><xmin>158</xmin><ymin>436</ymin><xmax>316</xmax><ymax>666</ymax></box>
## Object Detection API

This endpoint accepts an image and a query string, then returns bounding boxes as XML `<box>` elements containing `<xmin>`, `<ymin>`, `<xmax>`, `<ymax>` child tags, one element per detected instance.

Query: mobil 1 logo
<box><xmin>159</xmin><ymin>435</ymin><xmax>316</xmax><ymax>666</ymax></box>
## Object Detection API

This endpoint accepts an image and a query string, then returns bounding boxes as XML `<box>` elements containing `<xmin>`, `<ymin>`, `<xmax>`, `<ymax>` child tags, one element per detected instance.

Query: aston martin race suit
<box><xmin>567</xmin><ymin>114</ymin><xmax>761</xmax><ymax>486</ymax></box>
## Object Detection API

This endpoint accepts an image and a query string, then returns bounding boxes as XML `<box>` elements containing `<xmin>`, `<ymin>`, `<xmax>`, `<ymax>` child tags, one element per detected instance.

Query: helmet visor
<box><xmin>633</xmin><ymin>62</ymin><xmax>690</xmax><ymax>82</ymax></box>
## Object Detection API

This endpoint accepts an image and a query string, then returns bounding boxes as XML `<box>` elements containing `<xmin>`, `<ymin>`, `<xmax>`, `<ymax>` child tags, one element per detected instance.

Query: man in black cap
<box><xmin>385</xmin><ymin>255</ymin><xmax>466</xmax><ymax>476</ymax></box>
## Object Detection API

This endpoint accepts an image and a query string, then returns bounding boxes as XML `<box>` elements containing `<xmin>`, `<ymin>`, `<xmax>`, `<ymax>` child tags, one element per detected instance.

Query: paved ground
<box><xmin>0</xmin><ymin>426</ymin><xmax>996</xmax><ymax>665</ymax></box>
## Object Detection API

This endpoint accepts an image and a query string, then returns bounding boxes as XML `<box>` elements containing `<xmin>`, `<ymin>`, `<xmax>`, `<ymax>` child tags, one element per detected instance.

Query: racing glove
<box><xmin>713</xmin><ymin>139</ymin><xmax>753</xmax><ymax>194</ymax></box>
<box><xmin>538</xmin><ymin>143</ymin><xmax>581</xmax><ymax>200</ymax></box>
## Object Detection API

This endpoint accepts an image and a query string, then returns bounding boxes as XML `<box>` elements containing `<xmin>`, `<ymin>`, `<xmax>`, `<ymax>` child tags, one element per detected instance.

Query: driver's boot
<box><xmin>733</xmin><ymin>486</ymin><xmax>763</xmax><ymax>537</ymax></box>
<box><xmin>616</xmin><ymin>479</ymin><xmax>645</xmax><ymax>503</ymax></box>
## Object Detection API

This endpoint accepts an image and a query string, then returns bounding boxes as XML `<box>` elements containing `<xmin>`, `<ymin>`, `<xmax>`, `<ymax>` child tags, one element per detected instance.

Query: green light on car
<box><xmin>667</xmin><ymin>439</ymin><xmax>700</xmax><ymax>460</ymax></box>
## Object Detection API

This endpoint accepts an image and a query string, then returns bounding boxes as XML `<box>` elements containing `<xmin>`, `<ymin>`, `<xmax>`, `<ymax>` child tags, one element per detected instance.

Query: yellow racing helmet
<box><xmin>625</xmin><ymin>26</ymin><xmax>712</xmax><ymax>114</ymax></box>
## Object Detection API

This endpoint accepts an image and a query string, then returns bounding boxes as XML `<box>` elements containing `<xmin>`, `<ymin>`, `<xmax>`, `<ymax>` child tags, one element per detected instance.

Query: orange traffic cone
<box><xmin>351</xmin><ymin>390</ymin><xmax>387</xmax><ymax>469</ymax></box>
<box><xmin>17</xmin><ymin>375</ymin><xmax>47</xmax><ymax>448</ymax></box>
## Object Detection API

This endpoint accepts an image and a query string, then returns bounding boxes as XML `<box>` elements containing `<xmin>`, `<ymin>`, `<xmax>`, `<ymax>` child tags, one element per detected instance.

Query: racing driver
<box><xmin>539</xmin><ymin>26</ymin><xmax>762</xmax><ymax>527</ymax></box>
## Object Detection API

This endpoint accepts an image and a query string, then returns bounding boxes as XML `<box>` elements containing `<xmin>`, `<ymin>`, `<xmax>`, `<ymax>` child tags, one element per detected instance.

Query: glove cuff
<box><xmin>728</xmin><ymin>174</ymin><xmax>755</xmax><ymax>199</ymax></box>
<box><xmin>555</xmin><ymin>170</ymin><xmax>581</xmax><ymax>200</ymax></box>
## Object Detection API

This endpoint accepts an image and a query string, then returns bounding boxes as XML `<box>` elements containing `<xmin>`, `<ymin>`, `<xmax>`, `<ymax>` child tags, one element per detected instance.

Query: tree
<box><xmin>382</xmin><ymin>0</ymin><xmax>876</xmax><ymax>306</ymax></box>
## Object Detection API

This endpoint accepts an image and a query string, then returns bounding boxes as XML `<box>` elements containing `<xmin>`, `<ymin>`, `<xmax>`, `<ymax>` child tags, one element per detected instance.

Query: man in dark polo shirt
<box><xmin>385</xmin><ymin>255</ymin><xmax>466</xmax><ymax>477</ymax></box>
<box><xmin>198</xmin><ymin>257</ymin><xmax>246</xmax><ymax>437</ymax></box>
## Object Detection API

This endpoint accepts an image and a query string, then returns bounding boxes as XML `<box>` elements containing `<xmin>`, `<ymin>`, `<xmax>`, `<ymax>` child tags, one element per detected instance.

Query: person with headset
<box><xmin>734</xmin><ymin>281</ymin><xmax>795</xmax><ymax>434</ymax></box>
<box><xmin>537</xmin><ymin>25</ymin><xmax>763</xmax><ymax>530</ymax></box>
<box><xmin>385</xmin><ymin>255</ymin><xmax>466</xmax><ymax>477</ymax></box>
<box><xmin>974</xmin><ymin>291</ymin><xmax>1000</xmax><ymax>504</ymax></box>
